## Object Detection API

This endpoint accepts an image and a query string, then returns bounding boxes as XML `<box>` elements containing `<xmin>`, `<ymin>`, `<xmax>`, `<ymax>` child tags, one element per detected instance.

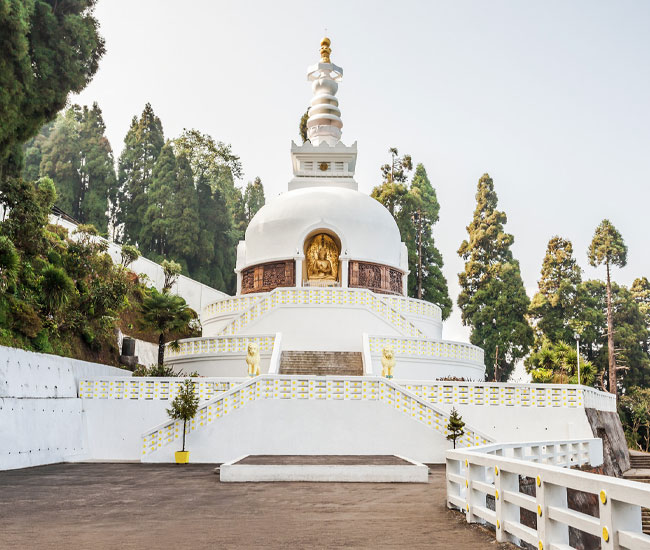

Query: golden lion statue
<box><xmin>246</xmin><ymin>343</ymin><xmax>260</xmax><ymax>377</ymax></box>
<box><xmin>381</xmin><ymin>347</ymin><xmax>395</xmax><ymax>379</ymax></box>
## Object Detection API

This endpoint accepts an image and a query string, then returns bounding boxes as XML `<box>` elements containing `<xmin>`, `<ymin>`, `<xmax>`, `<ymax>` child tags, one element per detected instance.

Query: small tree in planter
<box><xmin>167</xmin><ymin>379</ymin><xmax>200</xmax><ymax>464</ymax></box>
<box><xmin>446</xmin><ymin>407</ymin><xmax>466</xmax><ymax>449</ymax></box>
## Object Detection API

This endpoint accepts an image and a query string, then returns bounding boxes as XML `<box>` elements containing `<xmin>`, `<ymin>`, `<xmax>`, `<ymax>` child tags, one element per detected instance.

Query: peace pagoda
<box><xmin>164</xmin><ymin>38</ymin><xmax>485</xmax><ymax>382</ymax></box>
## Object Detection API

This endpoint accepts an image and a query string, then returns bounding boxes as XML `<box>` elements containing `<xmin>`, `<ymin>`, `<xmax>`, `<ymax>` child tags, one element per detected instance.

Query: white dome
<box><xmin>242</xmin><ymin>187</ymin><xmax>403</xmax><ymax>269</ymax></box>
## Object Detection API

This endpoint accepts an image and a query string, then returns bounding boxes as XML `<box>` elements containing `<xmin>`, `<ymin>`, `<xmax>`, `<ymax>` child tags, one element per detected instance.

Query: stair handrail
<box><xmin>217</xmin><ymin>287</ymin><xmax>426</xmax><ymax>339</ymax></box>
<box><xmin>141</xmin><ymin>374</ymin><xmax>493</xmax><ymax>456</ymax></box>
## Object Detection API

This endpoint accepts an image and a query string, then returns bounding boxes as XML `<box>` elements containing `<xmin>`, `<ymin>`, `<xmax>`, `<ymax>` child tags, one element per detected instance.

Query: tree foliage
<box><xmin>619</xmin><ymin>387</ymin><xmax>650</xmax><ymax>452</ymax></box>
<box><xmin>372</xmin><ymin>151</ymin><xmax>451</xmax><ymax>318</ymax></box>
<box><xmin>457</xmin><ymin>173</ymin><xmax>533</xmax><ymax>381</ymax></box>
<box><xmin>139</xmin><ymin>288</ymin><xmax>197</xmax><ymax>367</ymax></box>
<box><xmin>588</xmin><ymin>219</ymin><xmax>627</xmax><ymax>394</ymax></box>
<box><xmin>167</xmin><ymin>378</ymin><xmax>200</xmax><ymax>452</ymax></box>
<box><xmin>24</xmin><ymin>103</ymin><xmax>115</xmax><ymax>232</ymax></box>
<box><xmin>529</xmin><ymin>237</ymin><xmax>582</xmax><ymax>344</ymax></box>
<box><xmin>525</xmin><ymin>338</ymin><xmax>596</xmax><ymax>385</ymax></box>
<box><xmin>0</xmin><ymin>0</ymin><xmax>105</xmax><ymax>178</ymax></box>
<box><xmin>446</xmin><ymin>407</ymin><xmax>465</xmax><ymax>449</ymax></box>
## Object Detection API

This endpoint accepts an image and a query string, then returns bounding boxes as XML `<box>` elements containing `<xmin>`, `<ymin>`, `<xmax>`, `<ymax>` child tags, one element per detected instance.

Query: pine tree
<box><xmin>446</xmin><ymin>407</ymin><xmax>465</xmax><ymax>449</ymax></box>
<box><xmin>458</xmin><ymin>173</ymin><xmax>533</xmax><ymax>381</ymax></box>
<box><xmin>371</xmin><ymin>147</ymin><xmax>412</xmax><ymax>216</ymax></box>
<box><xmin>529</xmin><ymin>237</ymin><xmax>582</xmax><ymax>344</ymax></box>
<box><xmin>140</xmin><ymin>142</ymin><xmax>177</xmax><ymax>258</ymax></box>
<box><xmin>116</xmin><ymin>104</ymin><xmax>164</xmax><ymax>243</ymax></box>
<box><xmin>588</xmin><ymin>219</ymin><xmax>627</xmax><ymax>393</ymax></box>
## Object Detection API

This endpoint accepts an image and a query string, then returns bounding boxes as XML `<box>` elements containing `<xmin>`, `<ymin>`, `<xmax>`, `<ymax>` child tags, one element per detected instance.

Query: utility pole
<box><xmin>494</xmin><ymin>345</ymin><xmax>499</xmax><ymax>382</ymax></box>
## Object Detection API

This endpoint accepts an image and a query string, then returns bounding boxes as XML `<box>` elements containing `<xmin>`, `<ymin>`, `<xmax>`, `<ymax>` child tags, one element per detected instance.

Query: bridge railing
<box><xmin>446</xmin><ymin>439</ymin><xmax>650</xmax><ymax>549</ymax></box>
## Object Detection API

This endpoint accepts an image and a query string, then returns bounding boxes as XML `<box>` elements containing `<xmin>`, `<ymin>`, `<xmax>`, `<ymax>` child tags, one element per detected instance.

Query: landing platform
<box><xmin>219</xmin><ymin>454</ymin><xmax>429</xmax><ymax>483</ymax></box>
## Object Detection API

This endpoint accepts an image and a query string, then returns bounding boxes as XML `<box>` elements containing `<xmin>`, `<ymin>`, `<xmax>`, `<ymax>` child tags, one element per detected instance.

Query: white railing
<box><xmin>79</xmin><ymin>377</ymin><xmax>246</xmax><ymax>401</ymax></box>
<box><xmin>398</xmin><ymin>380</ymin><xmax>617</xmax><ymax>412</ymax></box>
<box><xmin>217</xmin><ymin>288</ymin><xmax>426</xmax><ymax>339</ymax></box>
<box><xmin>381</xmin><ymin>294</ymin><xmax>442</xmax><ymax>323</ymax></box>
<box><xmin>202</xmin><ymin>295</ymin><xmax>261</xmax><ymax>320</ymax></box>
<box><xmin>141</xmin><ymin>375</ymin><xmax>493</xmax><ymax>456</ymax></box>
<box><xmin>447</xmin><ymin>440</ymin><xmax>650</xmax><ymax>549</ymax></box>
<box><xmin>164</xmin><ymin>334</ymin><xmax>276</xmax><ymax>360</ymax></box>
<box><xmin>369</xmin><ymin>336</ymin><xmax>484</xmax><ymax>366</ymax></box>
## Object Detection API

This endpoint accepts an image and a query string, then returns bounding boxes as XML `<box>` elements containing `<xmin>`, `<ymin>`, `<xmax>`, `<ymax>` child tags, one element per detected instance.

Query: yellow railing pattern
<box><xmin>141</xmin><ymin>375</ymin><xmax>493</xmax><ymax>456</ymax></box>
<box><xmin>79</xmin><ymin>378</ymin><xmax>245</xmax><ymax>401</ymax></box>
<box><xmin>203</xmin><ymin>295</ymin><xmax>260</xmax><ymax>320</ymax></box>
<box><xmin>381</xmin><ymin>295</ymin><xmax>442</xmax><ymax>323</ymax></box>
<box><xmin>401</xmin><ymin>381</ymin><xmax>586</xmax><ymax>408</ymax></box>
<box><xmin>218</xmin><ymin>288</ymin><xmax>426</xmax><ymax>338</ymax></box>
<box><xmin>165</xmin><ymin>334</ymin><xmax>276</xmax><ymax>359</ymax></box>
<box><xmin>369</xmin><ymin>336</ymin><xmax>484</xmax><ymax>365</ymax></box>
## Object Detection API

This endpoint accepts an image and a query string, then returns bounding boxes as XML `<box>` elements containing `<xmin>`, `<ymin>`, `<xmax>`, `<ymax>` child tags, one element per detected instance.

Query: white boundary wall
<box><xmin>0</xmin><ymin>346</ymin><xmax>128</xmax><ymax>470</ymax></box>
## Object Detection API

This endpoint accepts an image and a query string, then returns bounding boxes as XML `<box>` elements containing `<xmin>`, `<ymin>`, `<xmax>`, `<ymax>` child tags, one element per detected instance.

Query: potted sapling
<box><xmin>167</xmin><ymin>378</ymin><xmax>200</xmax><ymax>464</ymax></box>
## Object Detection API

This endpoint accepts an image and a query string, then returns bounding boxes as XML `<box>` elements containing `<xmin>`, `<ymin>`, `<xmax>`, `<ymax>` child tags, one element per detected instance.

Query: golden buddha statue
<box><xmin>306</xmin><ymin>233</ymin><xmax>339</xmax><ymax>283</ymax></box>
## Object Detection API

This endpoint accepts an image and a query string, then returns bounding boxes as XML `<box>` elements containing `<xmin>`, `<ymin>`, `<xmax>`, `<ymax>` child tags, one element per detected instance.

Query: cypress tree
<box><xmin>446</xmin><ymin>407</ymin><xmax>465</xmax><ymax>449</ymax></box>
<box><xmin>529</xmin><ymin>236</ymin><xmax>582</xmax><ymax>344</ymax></box>
<box><xmin>457</xmin><ymin>173</ymin><xmax>533</xmax><ymax>381</ymax></box>
<box><xmin>116</xmin><ymin>103</ymin><xmax>164</xmax><ymax>243</ymax></box>
<box><xmin>587</xmin><ymin>219</ymin><xmax>627</xmax><ymax>393</ymax></box>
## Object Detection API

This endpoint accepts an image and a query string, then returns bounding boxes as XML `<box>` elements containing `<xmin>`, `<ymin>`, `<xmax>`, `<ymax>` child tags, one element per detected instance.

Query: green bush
<box><xmin>10</xmin><ymin>299</ymin><xmax>42</xmax><ymax>338</ymax></box>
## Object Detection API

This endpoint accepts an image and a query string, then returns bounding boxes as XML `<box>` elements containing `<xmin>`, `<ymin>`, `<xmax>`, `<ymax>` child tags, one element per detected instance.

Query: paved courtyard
<box><xmin>0</xmin><ymin>463</ymin><xmax>515</xmax><ymax>549</ymax></box>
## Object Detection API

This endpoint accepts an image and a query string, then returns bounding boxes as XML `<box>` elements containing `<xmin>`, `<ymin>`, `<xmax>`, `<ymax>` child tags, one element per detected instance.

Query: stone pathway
<box><xmin>0</xmin><ymin>463</ymin><xmax>515</xmax><ymax>549</ymax></box>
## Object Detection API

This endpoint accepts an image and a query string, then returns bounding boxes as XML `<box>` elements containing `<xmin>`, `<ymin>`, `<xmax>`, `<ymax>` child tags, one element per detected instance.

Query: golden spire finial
<box><xmin>320</xmin><ymin>37</ymin><xmax>331</xmax><ymax>63</ymax></box>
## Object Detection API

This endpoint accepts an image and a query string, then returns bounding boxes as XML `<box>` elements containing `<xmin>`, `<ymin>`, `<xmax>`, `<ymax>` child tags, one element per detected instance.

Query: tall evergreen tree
<box><xmin>167</xmin><ymin>154</ymin><xmax>201</xmax><ymax>273</ymax></box>
<box><xmin>529</xmin><ymin>236</ymin><xmax>582</xmax><ymax>344</ymax></box>
<box><xmin>372</xmin><ymin>154</ymin><xmax>451</xmax><ymax>317</ymax></box>
<box><xmin>403</xmin><ymin>164</ymin><xmax>451</xmax><ymax>317</ymax></box>
<box><xmin>242</xmin><ymin>177</ymin><xmax>266</xmax><ymax>226</ymax></box>
<box><xmin>140</xmin><ymin>142</ymin><xmax>177</xmax><ymax>258</ymax></box>
<box><xmin>457</xmin><ymin>173</ymin><xmax>533</xmax><ymax>381</ymax></box>
<box><xmin>631</xmin><ymin>277</ymin><xmax>650</xmax><ymax>356</ymax></box>
<box><xmin>587</xmin><ymin>219</ymin><xmax>627</xmax><ymax>393</ymax></box>
<box><xmin>77</xmin><ymin>103</ymin><xmax>115</xmax><ymax>233</ymax></box>
<box><xmin>38</xmin><ymin>108</ymin><xmax>81</xmax><ymax>217</ymax></box>
<box><xmin>116</xmin><ymin>103</ymin><xmax>164</xmax><ymax>243</ymax></box>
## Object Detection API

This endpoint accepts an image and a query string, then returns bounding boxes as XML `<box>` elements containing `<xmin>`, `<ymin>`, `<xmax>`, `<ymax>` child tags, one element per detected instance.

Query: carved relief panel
<box><xmin>348</xmin><ymin>261</ymin><xmax>403</xmax><ymax>295</ymax></box>
<box><xmin>241</xmin><ymin>260</ymin><xmax>296</xmax><ymax>294</ymax></box>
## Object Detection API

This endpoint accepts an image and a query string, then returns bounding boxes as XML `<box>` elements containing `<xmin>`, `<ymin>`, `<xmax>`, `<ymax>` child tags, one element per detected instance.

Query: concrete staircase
<box><xmin>279</xmin><ymin>351</ymin><xmax>364</xmax><ymax>376</ymax></box>
<box><xmin>624</xmin><ymin>451</ymin><xmax>650</xmax><ymax>534</ymax></box>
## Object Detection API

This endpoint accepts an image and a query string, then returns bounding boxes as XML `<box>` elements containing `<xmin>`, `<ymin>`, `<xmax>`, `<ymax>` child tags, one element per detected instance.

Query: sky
<box><xmin>72</xmin><ymin>0</ymin><xmax>650</xmax><ymax>367</ymax></box>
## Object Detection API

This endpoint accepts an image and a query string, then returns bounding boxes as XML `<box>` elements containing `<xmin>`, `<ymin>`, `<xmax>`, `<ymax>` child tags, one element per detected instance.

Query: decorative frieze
<box><xmin>241</xmin><ymin>260</ymin><xmax>296</xmax><ymax>294</ymax></box>
<box><xmin>348</xmin><ymin>261</ymin><xmax>403</xmax><ymax>295</ymax></box>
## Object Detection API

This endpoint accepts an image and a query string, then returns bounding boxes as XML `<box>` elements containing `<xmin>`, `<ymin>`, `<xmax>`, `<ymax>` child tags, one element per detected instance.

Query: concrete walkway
<box><xmin>0</xmin><ymin>463</ymin><xmax>515</xmax><ymax>549</ymax></box>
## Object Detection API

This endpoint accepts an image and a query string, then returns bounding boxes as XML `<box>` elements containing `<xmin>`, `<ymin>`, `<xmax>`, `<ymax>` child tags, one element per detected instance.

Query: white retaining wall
<box><xmin>0</xmin><ymin>346</ymin><xmax>128</xmax><ymax>470</ymax></box>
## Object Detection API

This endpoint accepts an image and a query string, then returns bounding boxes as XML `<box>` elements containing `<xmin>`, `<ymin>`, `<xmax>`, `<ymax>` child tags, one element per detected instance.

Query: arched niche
<box><xmin>302</xmin><ymin>230</ymin><xmax>341</xmax><ymax>287</ymax></box>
